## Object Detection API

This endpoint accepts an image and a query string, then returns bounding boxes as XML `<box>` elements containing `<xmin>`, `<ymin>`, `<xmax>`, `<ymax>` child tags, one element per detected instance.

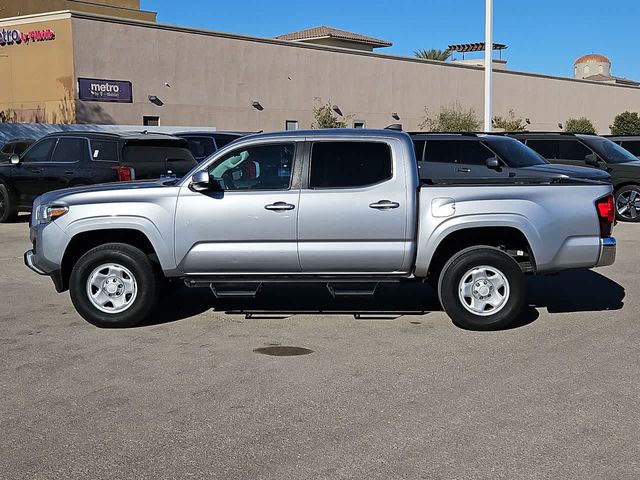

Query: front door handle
<box><xmin>64</xmin><ymin>170</ymin><xmax>74</xmax><ymax>175</ymax></box>
<box><xmin>265</xmin><ymin>202</ymin><xmax>295</xmax><ymax>211</ymax></box>
<box><xmin>369</xmin><ymin>200</ymin><xmax>400</xmax><ymax>210</ymax></box>
<box><xmin>457</xmin><ymin>167</ymin><xmax>471</xmax><ymax>173</ymax></box>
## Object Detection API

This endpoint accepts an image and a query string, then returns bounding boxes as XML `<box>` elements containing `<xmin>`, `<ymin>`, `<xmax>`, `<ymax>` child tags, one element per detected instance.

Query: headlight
<box><xmin>36</xmin><ymin>205</ymin><xmax>69</xmax><ymax>225</ymax></box>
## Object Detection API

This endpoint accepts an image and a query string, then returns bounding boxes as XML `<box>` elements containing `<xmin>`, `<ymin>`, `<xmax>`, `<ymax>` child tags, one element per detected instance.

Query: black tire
<box><xmin>69</xmin><ymin>243</ymin><xmax>160</xmax><ymax>328</ymax></box>
<box><xmin>0</xmin><ymin>183</ymin><xmax>18</xmax><ymax>223</ymax></box>
<box><xmin>614</xmin><ymin>185</ymin><xmax>640</xmax><ymax>222</ymax></box>
<box><xmin>438</xmin><ymin>247</ymin><xmax>526</xmax><ymax>331</ymax></box>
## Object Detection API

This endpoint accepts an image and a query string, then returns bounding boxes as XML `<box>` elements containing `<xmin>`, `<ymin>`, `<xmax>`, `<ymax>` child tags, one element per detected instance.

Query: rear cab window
<box><xmin>309</xmin><ymin>141</ymin><xmax>392</xmax><ymax>189</ymax></box>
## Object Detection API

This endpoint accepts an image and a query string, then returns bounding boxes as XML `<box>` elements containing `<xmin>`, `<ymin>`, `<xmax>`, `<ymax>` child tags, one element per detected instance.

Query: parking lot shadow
<box><xmin>527</xmin><ymin>270</ymin><xmax>625</xmax><ymax>313</ymax></box>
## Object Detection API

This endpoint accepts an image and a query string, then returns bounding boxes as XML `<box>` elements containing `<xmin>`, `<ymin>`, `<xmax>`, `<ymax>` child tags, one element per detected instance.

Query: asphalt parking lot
<box><xmin>1</xmin><ymin>218</ymin><xmax>638</xmax><ymax>479</ymax></box>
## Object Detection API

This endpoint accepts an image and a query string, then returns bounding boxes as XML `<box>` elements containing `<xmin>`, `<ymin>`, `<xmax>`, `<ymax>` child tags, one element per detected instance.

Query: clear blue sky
<box><xmin>141</xmin><ymin>0</ymin><xmax>640</xmax><ymax>81</ymax></box>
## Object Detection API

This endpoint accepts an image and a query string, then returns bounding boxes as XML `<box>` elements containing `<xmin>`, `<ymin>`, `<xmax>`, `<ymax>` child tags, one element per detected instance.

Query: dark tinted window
<box><xmin>458</xmin><ymin>141</ymin><xmax>494</xmax><ymax>165</ymax></box>
<box><xmin>1</xmin><ymin>143</ymin><xmax>13</xmax><ymax>154</ymax></box>
<box><xmin>22</xmin><ymin>138</ymin><xmax>57</xmax><ymax>163</ymax></box>
<box><xmin>52</xmin><ymin>138</ymin><xmax>86</xmax><ymax>163</ymax></box>
<box><xmin>123</xmin><ymin>145</ymin><xmax>196</xmax><ymax>178</ymax></box>
<box><xmin>620</xmin><ymin>141</ymin><xmax>640</xmax><ymax>156</ymax></box>
<box><xmin>525</xmin><ymin>139</ymin><xmax>558</xmax><ymax>159</ymax></box>
<box><xmin>580</xmin><ymin>136</ymin><xmax>638</xmax><ymax>164</ymax></box>
<box><xmin>558</xmin><ymin>140</ymin><xmax>592</xmax><ymax>161</ymax></box>
<box><xmin>413</xmin><ymin>140</ymin><xmax>425</xmax><ymax>162</ymax></box>
<box><xmin>483</xmin><ymin>137</ymin><xmax>547</xmax><ymax>167</ymax></box>
<box><xmin>184</xmin><ymin>136</ymin><xmax>216</xmax><ymax>160</ymax></box>
<box><xmin>425</xmin><ymin>140</ymin><xmax>457</xmax><ymax>163</ymax></box>
<box><xmin>14</xmin><ymin>142</ymin><xmax>33</xmax><ymax>155</ymax></box>
<box><xmin>208</xmin><ymin>143</ymin><xmax>294</xmax><ymax>191</ymax></box>
<box><xmin>90</xmin><ymin>140</ymin><xmax>119</xmax><ymax>162</ymax></box>
<box><xmin>310</xmin><ymin>141</ymin><xmax>392</xmax><ymax>189</ymax></box>
<box><xmin>214</xmin><ymin>135</ymin><xmax>240</xmax><ymax>149</ymax></box>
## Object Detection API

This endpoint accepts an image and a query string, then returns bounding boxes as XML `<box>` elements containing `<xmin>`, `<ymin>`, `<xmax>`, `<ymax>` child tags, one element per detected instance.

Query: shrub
<box><xmin>611</xmin><ymin>111</ymin><xmax>640</xmax><ymax>135</ymax></box>
<box><xmin>419</xmin><ymin>102</ymin><xmax>481</xmax><ymax>132</ymax></box>
<box><xmin>311</xmin><ymin>100</ymin><xmax>348</xmax><ymax>129</ymax></box>
<box><xmin>564</xmin><ymin>117</ymin><xmax>597</xmax><ymax>134</ymax></box>
<box><xmin>493</xmin><ymin>110</ymin><xmax>527</xmax><ymax>132</ymax></box>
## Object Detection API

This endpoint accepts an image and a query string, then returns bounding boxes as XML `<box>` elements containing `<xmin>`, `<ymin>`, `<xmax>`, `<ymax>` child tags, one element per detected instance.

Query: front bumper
<box><xmin>596</xmin><ymin>237</ymin><xmax>616</xmax><ymax>267</ymax></box>
<box><xmin>24</xmin><ymin>249</ymin><xmax>66</xmax><ymax>292</ymax></box>
<box><xmin>24</xmin><ymin>250</ymin><xmax>46</xmax><ymax>275</ymax></box>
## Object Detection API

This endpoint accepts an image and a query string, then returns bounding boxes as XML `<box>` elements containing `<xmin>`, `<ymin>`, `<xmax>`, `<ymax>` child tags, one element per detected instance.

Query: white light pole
<box><xmin>484</xmin><ymin>0</ymin><xmax>493</xmax><ymax>132</ymax></box>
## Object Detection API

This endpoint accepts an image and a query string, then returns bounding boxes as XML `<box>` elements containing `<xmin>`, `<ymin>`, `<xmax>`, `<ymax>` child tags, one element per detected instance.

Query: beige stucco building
<box><xmin>1</xmin><ymin>5</ymin><xmax>639</xmax><ymax>133</ymax></box>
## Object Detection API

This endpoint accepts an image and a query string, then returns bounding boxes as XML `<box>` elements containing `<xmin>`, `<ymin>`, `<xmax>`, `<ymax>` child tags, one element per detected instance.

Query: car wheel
<box><xmin>615</xmin><ymin>185</ymin><xmax>640</xmax><ymax>222</ymax></box>
<box><xmin>438</xmin><ymin>247</ymin><xmax>526</xmax><ymax>330</ymax></box>
<box><xmin>0</xmin><ymin>184</ymin><xmax>18</xmax><ymax>223</ymax></box>
<box><xmin>69</xmin><ymin>243</ymin><xmax>160</xmax><ymax>328</ymax></box>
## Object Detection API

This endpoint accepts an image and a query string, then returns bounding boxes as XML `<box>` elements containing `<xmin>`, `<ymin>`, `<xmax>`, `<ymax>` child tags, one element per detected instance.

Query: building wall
<box><xmin>0</xmin><ymin>14</ymin><xmax>75</xmax><ymax>123</ymax></box>
<box><xmin>5</xmin><ymin>13</ymin><xmax>635</xmax><ymax>133</ymax></box>
<box><xmin>1</xmin><ymin>0</ymin><xmax>156</xmax><ymax>22</ymax></box>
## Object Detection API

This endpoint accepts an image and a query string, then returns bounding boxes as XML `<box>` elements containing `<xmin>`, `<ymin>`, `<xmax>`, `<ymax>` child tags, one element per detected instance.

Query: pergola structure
<box><xmin>447</xmin><ymin>42</ymin><xmax>508</xmax><ymax>60</ymax></box>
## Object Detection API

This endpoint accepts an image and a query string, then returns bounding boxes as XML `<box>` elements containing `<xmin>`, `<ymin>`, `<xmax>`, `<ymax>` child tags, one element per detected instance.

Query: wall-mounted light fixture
<box><xmin>558</xmin><ymin>123</ymin><xmax>563</xmax><ymax>129</ymax></box>
<box><xmin>252</xmin><ymin>101</ymin><xmax>264</xmax><ymax>111</ymax></box>
<box><xmin>148</xmin><ymin>95</ymin><xmax>164</xmax><ymax>106</ymax></box>
<box><xmin>525</xmin><ymin>118</ymin><xmax>531</xmax><ymax>124</ymax></box>
<box><xmin>332</xmin><ymin>105</ymin><xmax>342</xmax><ymax>116</ymax></box>
<box><xmin>392</xmin><ymin>112</ymin><xmax>400</xmax><ymax>120</ymax></box>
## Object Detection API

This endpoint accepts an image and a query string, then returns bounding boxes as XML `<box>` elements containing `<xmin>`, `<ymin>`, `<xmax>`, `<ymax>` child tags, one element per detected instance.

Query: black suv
<box><xmin>0</xmin><ymin>131</ymin><xmax>196</xmax><ymax>222</ymax></box>
<box><xmin>511</xmin><ymin>132</ymin><xmax>640</xmax><ymax>221</ymax></box>
<box><xmin>0</xmin><ymin>138</ymin><xmax>35</xmax><ymax>162</ymax></box>
<box><xmin>606</xmin><ymin>135</ymin><xmax>640</xmax><ymax>159</ymax></box>
<box><xmin>410</xmin><ymin>133</ymin><xmax>610</xmax><ymax>183</ymax></box>
<box><xmin>174</xmin><ymin>131</ymin><xmax>247</xmax><ymax>162</ymax></box>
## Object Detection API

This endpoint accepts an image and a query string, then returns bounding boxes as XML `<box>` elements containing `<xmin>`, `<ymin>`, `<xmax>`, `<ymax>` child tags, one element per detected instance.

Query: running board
<box><xmin>326</xmin><ymin>282</ymin><xmax>379</xmax><ymax>298</ymax></box>
<box><xmin>184</xmin><ymin>275</ymin><xmax>409</xmax><ymax>288</ymax></box>
<box><xmin>210</xmin><ymin>283</ymin><xmax>263</xmax><ymax>298</ymax></box>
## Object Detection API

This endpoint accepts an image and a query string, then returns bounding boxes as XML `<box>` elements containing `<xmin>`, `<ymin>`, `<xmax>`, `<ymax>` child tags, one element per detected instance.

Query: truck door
<box><xmin>174</xmin><ymin>142</ymin><xmax>301</xmax><ymax>274</ymax></box>
<box><xmin>297</xmin><ymin>140</ymin><xmax>410</xmax><ymax>273</ymax></box>
<box><xmin>455</xmin><ymin>139</ymin><xmax>509</xmax><ymax>179</ymax></box>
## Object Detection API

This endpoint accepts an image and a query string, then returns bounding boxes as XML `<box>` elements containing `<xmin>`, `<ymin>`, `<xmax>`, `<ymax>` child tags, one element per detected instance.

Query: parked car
<box><xmin>511</xmin><ymin>132</ymin><xmax>640</xmax><ymax>221</ymax></box>
<box><xmin>0</xmin><ymin>131</ymin><xmax>197</xmax><ymax>223</ymax></box>
<box><xmin>410</xmin><ymin>133</ymin><xmax>611</xmax><ymax>183</ymax></box>
<box><xmin>0</xmin><ymin>138</ymin><xmax>35</xmax><ymax>162</ymax></box>
<box><xmin>606</xmin><ymin>135</ymin><xmax>640</xmax><ymax>159</ymax></box>
<box><xmin>25</xmin><ymin>129</ymin><xmax>615</xmax><ymax>331</ymax></box>
<box><xmin>174</xmin><ymin>131</ymin><xmax>248</xmax><ymax>162</ymax></box>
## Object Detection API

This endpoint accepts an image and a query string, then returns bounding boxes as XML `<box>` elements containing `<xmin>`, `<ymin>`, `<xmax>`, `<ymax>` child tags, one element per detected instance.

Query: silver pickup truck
<box><xmin>24</xmin><ymin>129</ymin><xmax>617</xmax><ymax>330</ymax></box>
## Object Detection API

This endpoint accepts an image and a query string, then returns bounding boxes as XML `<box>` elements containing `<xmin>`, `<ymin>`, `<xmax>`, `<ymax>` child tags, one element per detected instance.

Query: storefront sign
<box><xmin>0</xmin><ymin>28</ymin><xmax>55</xmax><ymax>46</ymax></box>
<box><xmin>78</xmin><ymin>78</ymin><xmax>133</xmax><ymax>103</ymax></box>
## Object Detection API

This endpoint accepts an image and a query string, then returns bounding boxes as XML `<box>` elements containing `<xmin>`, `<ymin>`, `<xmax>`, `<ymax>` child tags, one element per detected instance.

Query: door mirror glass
<box><xmin>486</xmin><ymin>157</ymin><xmax>500</xmax><ymax>169</ymax></box>
<box><xmin>10</xmin><ymin>154</ymin><xmax>20</xmax><ymax>165</ymax></box>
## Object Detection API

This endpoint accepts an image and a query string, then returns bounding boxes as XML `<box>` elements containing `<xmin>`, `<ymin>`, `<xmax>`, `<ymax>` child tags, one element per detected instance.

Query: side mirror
<box><xmin>190</xmin><ymin>170</ymin><xmax>222</xmax><ymax>192</ymax></box>
<box><xmin>10</xmin><ymin>154</ymin><xmax>20</xmax><ymax>165</ymax></box>
<box><xmin>486</xmin><ymin>157</ymin><xmax>500</xmax><ymax>170</ymax></box>
<box><xmin>585</xmin><ymin>153</ymin><xmax>600</xmax><ymax>167</ymax></box>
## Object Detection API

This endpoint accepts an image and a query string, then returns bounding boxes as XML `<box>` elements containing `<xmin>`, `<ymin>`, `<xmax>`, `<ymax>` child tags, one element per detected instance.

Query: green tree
<box><xmin>611</xmin><ymin>111</ymin><xmax>640</xmax><ymax>135</ymax></box>
<box><xmin>419</xmin><ymin>102</ymin><xmax>481</xmax><ymax>132</ymax></box>
<box><xmin>564</xmin><ymin>117</ymin><xmax>596</xmax><ymax>134</ymax></box>
<box><xmin>414</xmin><ymin>48</ymin><xmax>451</xmax><ymax>62</ymax></box>
<box><xmin>492</xmin><ymin>110</ymin><xmax>527</xmax><ymax>132</ymax></box>
<box><xmin>311</xmin><ymin>100</ymin><xmax>348</xmax><ymax>129</ymax></box>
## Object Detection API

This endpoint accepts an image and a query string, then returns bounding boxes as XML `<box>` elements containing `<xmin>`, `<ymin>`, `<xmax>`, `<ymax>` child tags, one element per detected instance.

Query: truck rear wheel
<box><xmin>69</xmin><ymin>243</ymin><xmax>159</xmax><ymax>328</ymax></box>
<box><xmin>438</xmin><ymin>247</ymin><xmax>526</xmax><ymax>330</ymax></box>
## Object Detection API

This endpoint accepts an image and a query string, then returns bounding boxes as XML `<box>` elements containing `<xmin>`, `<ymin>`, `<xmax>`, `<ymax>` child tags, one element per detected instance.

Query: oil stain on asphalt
<box><xmin>253</xmin><ymin>346</ymin><xmax>314</xmax><ymax>356</ymax></box>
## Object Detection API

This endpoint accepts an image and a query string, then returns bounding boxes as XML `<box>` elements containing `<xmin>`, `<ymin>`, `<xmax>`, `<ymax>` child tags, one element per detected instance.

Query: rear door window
<box><xmin>558</xmin><ymin>140</ymin><xmax>593</xmax><ymax>161</ymax></box>
<box><xmin>458</xmin><ymin>140</ymin><xmax>495</xmax><ymax>165</ymax></box>
<box><xmin>525</xmin><ymin>139</ymin><xmax>558</xmax><ymax>159</ymax></box>
<box><xmin>310</xmin><ymin>141</ymin><xmax>392</xmax><ymax>189</ymax></box>
<box><xmin>424</xmin><ymin>140</ymin><xmax>458</xmax><ymax>163</ymax></box>
<box><xmin>90</xmin><ymin>140</ymin><xmax>119</xmax><ymax>162</ymax></box>
<box><xmin>620</xmin><ymin>141</ymin><xmax>640</xmax><ymax>156</ymax></box>
<box><xmin>51</xmin><ymin>138</ymin><xmax>87</xmax><ymax>163</ymax></box>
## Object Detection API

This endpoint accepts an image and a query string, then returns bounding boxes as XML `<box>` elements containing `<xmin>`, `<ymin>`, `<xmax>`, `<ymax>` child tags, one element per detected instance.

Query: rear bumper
<box><xmin>596</xmin><ymin>237</ymin><xmax>616</xmax><ymax>267</ymax></box>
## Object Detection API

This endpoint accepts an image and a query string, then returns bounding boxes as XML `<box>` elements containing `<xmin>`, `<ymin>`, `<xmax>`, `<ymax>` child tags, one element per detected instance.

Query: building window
<box><xmin>285</xmin><ymin>120</ymin><xmax>299</xmax><ymax>130</ymax></box>
<box><xmin>143</xmin><ymin>116</ymin><xmax>160</xmax><ymax>126</ymax></box>
<box><xmin>353</xmin><ymin>120</ymin><xmax>365</xmax><ymax>128</ymax></box>
<box><xmin>598</xmin><ymin>64</ymin><xmax>604</xmax><ymax>74</ymax></box>
<box><xmin>584</xmin><ymin>65</ymin><xmax>591</xmax><ymax>75</ymax></box>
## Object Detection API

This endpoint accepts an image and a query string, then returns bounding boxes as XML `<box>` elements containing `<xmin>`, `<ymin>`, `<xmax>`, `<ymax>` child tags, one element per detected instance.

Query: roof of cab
<box><xmin>239</xmin><ymin>128</ymin><xmax>412</xmax><ymax>142</ymax></box>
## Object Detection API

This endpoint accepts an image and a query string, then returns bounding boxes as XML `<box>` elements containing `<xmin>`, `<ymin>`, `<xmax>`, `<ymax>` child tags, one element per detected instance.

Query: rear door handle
<box><xmin>369</xmin><ymin>200</ymin><xmax>400</xmax><ymax>210</ymax></box>
<box><xmin>30</xmin><ymin>169</ymin><xmax>42</xmax><ymax>174</ymax></box>
<box><xmin>265</xmin><ymin>202</ymin><xmax>295</xmax><ymax>211</ymax></box>
<box><xmin>457</xmin><ymin>168</ymin><xmax>471</xmax><ymax>173</ymax></box>
<box><xmin>64</xmin><ymin>170</ymin><xmax>74</xmax><ymax>175</ymax></box>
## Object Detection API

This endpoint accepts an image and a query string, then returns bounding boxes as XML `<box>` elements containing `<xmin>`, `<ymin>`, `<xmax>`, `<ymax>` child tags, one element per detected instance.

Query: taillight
<box><xmin>111</xmin><ymin>165</ymin><xmax>135</xmax><ymax>182</ymax></box>
<box><xmin>595</xmin><ymin>194</ymin><xmax>615</xmax><ymax>237</ymax></box>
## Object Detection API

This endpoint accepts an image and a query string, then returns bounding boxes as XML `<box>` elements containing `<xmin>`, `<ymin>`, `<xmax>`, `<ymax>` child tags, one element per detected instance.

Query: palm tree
<box><xmin>414</xmin><ymin>48</ymin><xmax>451</xmax><ymax>62</ymax></box>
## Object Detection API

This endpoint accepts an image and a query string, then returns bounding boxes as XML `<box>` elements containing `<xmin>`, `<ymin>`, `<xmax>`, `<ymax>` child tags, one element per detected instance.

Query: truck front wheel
<box><xmin>438</xmin><ymin>247</ymin><xmax>526</xmax><ymax>330</ymax></box>
<box><xmin>69</xmin><ymin>243</ymin><xmax>160</xmax><ymax>328</ymax></box>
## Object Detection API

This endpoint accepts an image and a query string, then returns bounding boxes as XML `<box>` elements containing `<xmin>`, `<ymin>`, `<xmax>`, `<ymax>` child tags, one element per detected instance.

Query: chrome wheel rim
<box><xmin>616</xmin><ymin>190</ymin><xmax>640</xmax><ymax>220</ymax></box>
<box><xmin>86</xmin><ymin>263</ymin><xmax>138</xmax><ymax>314</ymax></box>
<box><xmin>458</xmin><ymin>265</ymin><xmax>510</xmax><ymax>316</ymax></box>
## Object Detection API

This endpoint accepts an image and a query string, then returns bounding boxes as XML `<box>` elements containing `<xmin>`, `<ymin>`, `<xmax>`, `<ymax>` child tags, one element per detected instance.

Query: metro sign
<box><xmin>0</xmin><ymin>28</ymin><xmax>56</xmax><ymax>47</ymax></box>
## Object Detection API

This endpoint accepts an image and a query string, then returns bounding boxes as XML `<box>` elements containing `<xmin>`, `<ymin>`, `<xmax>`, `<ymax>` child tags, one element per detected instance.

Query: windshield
<box><xmin>579</xmin><ymin>136</ymin><xmax>639</xmax><ymax>164</ymax></box>
<box><xmin>482</xmin><ymin>136</ymin><xmax>548</xmax><ymax>168</ymax></box>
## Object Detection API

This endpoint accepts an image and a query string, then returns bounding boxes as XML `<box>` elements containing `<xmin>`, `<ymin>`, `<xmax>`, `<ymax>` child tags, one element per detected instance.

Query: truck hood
<box><xmin>35</xmin><ymin>180</ymin><xmax>177</xmax><ymax>206</ymax></box>
<box><xmin>519</xmin><ymin>164</ymin><xmax>611</xmax><ymax>180</ymax></box>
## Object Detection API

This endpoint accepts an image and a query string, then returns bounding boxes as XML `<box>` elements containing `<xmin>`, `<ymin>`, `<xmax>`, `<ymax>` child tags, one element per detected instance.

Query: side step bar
<box><xmin>210</xmin><ymin>283</ymin><xmax>263</xmax><ymax>299</ymax></box>
<box><xmin>326</xmin><ymin>282</ymin><xmax>379</xmax><ymax>298</ymax></box>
